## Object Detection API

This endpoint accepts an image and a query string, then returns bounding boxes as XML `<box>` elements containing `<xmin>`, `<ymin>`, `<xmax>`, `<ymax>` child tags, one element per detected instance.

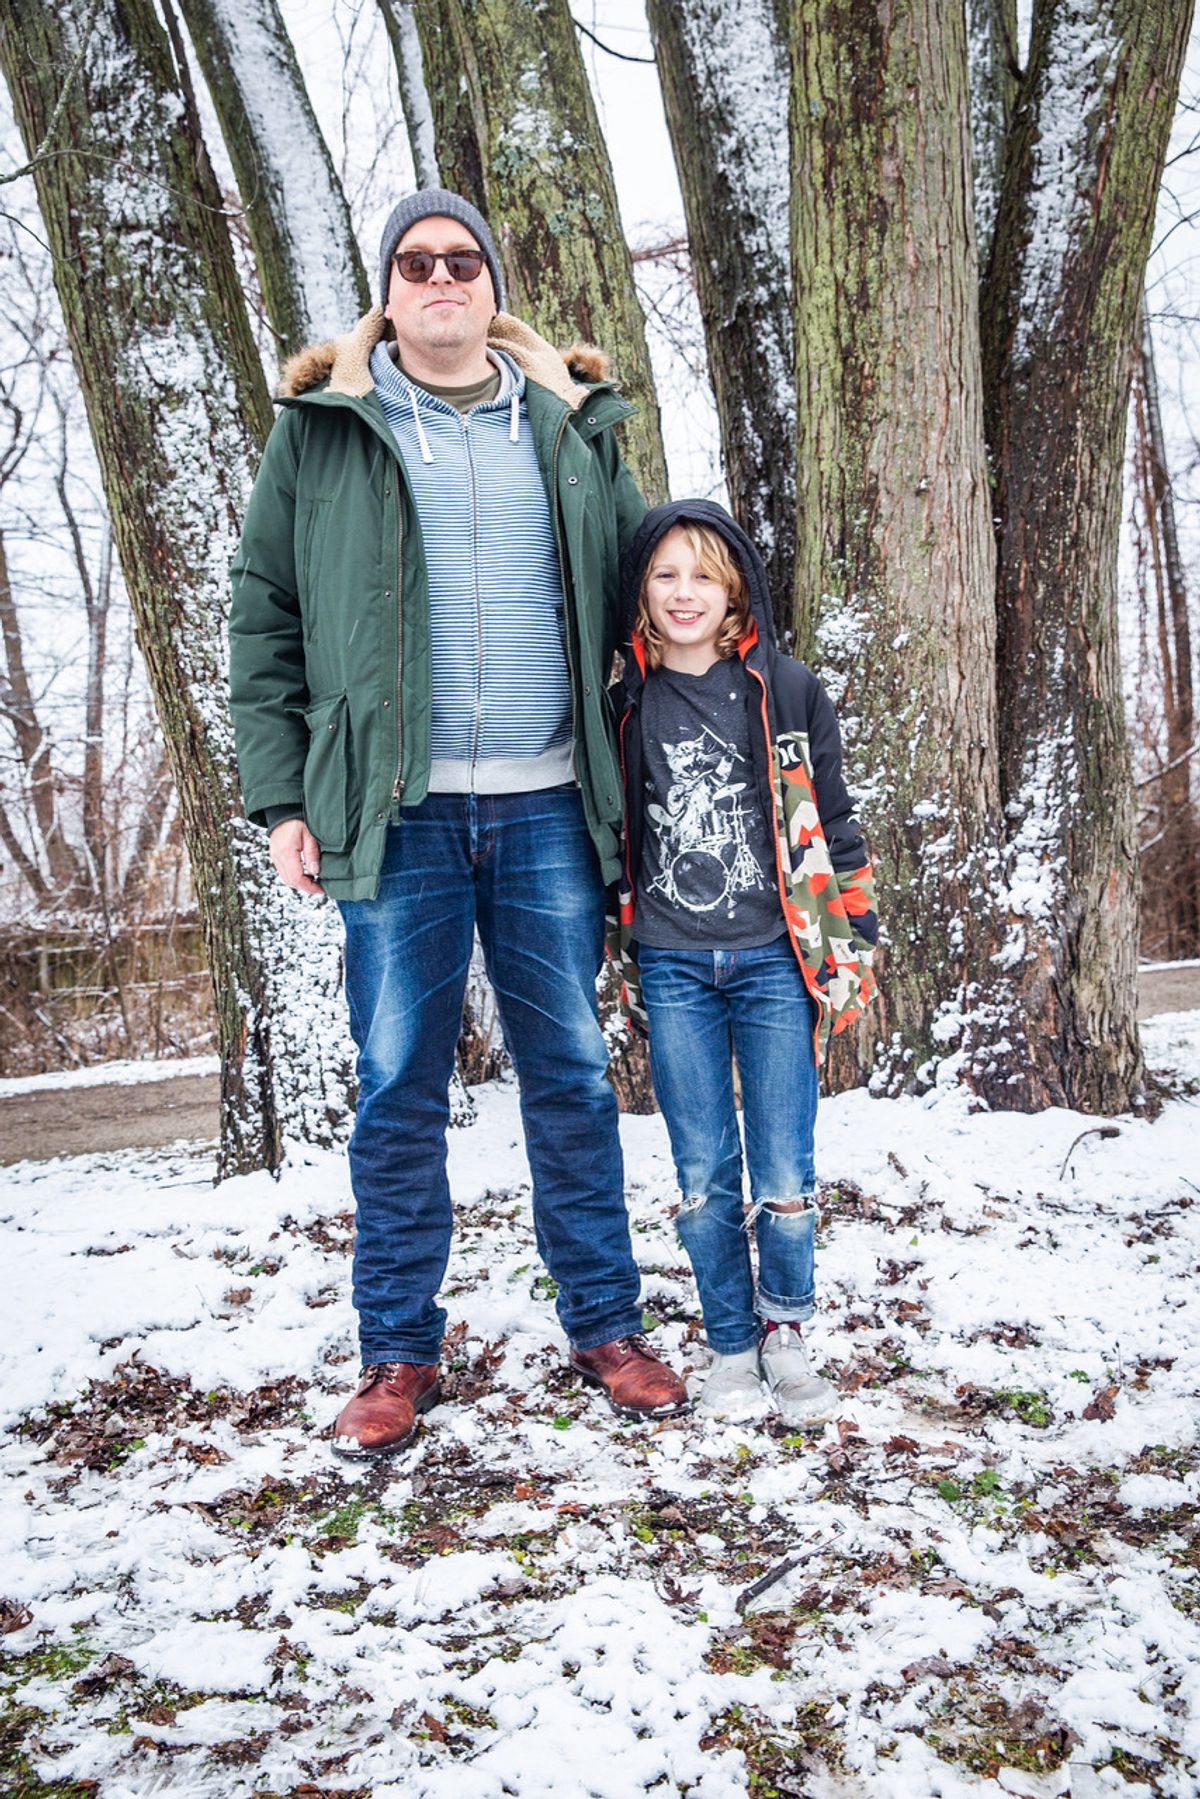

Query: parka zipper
<box><xmin>390</xmin><ymin>467</ymin><xmax>404</xmax><ymax>809</ymax></box>
<box><xmin>548</xmin><ymin>410</ymin><xmax>579</xmax><ymax>748</ymax></box>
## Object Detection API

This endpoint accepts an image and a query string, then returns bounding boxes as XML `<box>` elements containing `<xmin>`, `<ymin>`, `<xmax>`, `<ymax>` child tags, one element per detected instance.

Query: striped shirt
<box><xmin>370</xmin><ymin>341</ymin><xmax>574</xmax><ymax>793</ymax></box>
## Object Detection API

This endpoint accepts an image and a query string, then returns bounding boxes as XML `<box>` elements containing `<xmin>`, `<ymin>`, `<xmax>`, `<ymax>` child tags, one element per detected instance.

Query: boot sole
<box><xmin>329</xmin><ymin>1379</ymin><xmax>442</xmax><ymax>1461</ymax></box>
<box><xmin>573</xmin><ymin>1365</ymin><xmax>692</xmax><ymax>1420</ymax></box>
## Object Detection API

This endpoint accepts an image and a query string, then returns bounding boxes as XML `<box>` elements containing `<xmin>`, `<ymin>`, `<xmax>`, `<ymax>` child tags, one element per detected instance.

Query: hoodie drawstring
<box><xmin>406</xmin><ymin>383</ymin><xmax>434</xmax><ymax>464</ymax></box>
<box><xmin>509</xmin><ymin>390</ymin><xmax>519</xmax><ymax>443</ymax></box>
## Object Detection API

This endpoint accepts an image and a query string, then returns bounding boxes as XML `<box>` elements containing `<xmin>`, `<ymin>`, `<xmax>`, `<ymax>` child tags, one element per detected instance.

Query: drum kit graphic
<box><xmin>646</xmin><ymin>728</ymin><xmax>766</xmax><ymax>917</ymax></box>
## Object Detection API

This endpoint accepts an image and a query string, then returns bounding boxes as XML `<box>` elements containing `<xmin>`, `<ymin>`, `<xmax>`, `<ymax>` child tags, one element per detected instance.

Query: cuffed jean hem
<box><xmin>756</xmin><ymin>1290</ymin><xmax>816</xmax><ymax>1326</ymax></box>
<box><xmin>569</xmin><ymin>1310</ymin><xmax>649</xmax><ymax>1353</ymax></box>
<box><xmin>705</xmin><ymin>1329</ymin><xmax>764</xmax><ymax>1356</ymax></box>
<box><xmin>358</xmin><ymin>1341</ymin><xmax>443</xmax><ymax>1366</ymax></box>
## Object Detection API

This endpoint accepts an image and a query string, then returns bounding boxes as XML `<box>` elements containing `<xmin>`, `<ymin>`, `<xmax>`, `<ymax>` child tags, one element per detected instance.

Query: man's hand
<box><xmin>269</xmin><ymin>818</ymin><xmax>325</xmax><ymax>897</ymax></box>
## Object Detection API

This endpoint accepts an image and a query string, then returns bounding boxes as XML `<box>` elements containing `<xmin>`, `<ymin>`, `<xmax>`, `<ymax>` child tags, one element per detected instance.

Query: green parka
<box><xmin>229</xmin><ymin>307</ymin><xmax>647</xmax><ymax>899</ymax></box>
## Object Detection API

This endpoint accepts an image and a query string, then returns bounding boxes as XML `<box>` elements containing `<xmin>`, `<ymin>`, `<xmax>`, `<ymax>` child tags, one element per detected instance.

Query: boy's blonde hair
<box><xmin>635</xmin><ymin>522</ymin><xmax>752</xmax><ymax>671</ymax></box>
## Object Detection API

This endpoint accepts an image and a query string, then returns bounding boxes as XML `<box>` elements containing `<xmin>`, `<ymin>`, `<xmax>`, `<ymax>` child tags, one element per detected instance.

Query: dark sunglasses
<box><xmin>393</xmin><ymin>248</ymin><xmax>486</xmax><ymax>283</ymax></box>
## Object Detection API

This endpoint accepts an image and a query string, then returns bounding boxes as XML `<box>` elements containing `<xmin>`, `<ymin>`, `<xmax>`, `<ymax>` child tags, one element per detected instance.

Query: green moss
<box><xmin>3</xmin><ymin>1637</ymin><xmax>96</xmax><ymax>1684</ymax></box>
<box><xmin>440</xmin><ymin>1696</ymin><xmax>497</xmax><ymax>1731</ymax></box>
<box><xmin>997</xmin><ymin>1388</ymin><xmax>1053</xmax><ymax>1429</ymax></box>
<box><xmin>316</xmin><ymin>1495</ymin><xmax>376</xmax><ymax>1542</ymax></box>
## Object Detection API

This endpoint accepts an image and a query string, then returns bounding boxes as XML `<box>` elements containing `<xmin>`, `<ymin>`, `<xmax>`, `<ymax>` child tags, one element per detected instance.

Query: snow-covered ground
<box><xmin>0</xmin><ymin>1055</ymin><xmax>219</xmax><ymax>1100</ymax></box>
<box><xmin>1</xmin><ymin>1017</ymin><xmax>1197</xmax><ymax>1798</ymax></box>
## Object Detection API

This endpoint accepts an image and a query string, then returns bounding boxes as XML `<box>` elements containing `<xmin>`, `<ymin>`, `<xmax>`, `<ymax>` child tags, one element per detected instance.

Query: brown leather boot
<box><xmin>331</xmin><ymin>1362</ymin><xmax>440</xmax><ymax>1460</ymax></box>
<box><xmin>570</xmin><ymin>1335</ymin><xmax>691</xmax><ymax>1419</ymax></box>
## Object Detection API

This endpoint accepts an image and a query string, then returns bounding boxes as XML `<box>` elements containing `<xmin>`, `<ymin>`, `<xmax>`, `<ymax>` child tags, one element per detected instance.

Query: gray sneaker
<box><xmin>759</xmin><ymin>1324</ymin><xmax>836</xmax><ymax>1424</ymax></box>
<box><xmin>694</xmin><ymin>1348</ymin><xmax>767</xmax><ymax>1419</ymax></box>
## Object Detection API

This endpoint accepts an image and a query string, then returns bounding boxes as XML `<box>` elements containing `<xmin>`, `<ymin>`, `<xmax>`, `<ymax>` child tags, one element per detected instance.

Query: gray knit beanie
<box><xmin>378</xmin><ymin>188</ymin><xmax>505</xmax><ymax>310</ymax></box>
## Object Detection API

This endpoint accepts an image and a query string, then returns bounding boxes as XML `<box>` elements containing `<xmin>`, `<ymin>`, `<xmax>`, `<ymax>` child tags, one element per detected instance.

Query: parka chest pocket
<box><xmin>298</xmin><ymin>692</ymin><xmax>353</xmax><ymax>852</ymax></box>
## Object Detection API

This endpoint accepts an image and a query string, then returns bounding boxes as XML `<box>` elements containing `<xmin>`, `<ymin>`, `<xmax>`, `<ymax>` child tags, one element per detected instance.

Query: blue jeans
<box><xmin>639</xmin><ymin>940</ymin><xmax>819</xmax><ymax>1354</ymax></box>
<box><xmin>337</xmin><ymin>788</ymin><xmax>643</xmax><ymax>1364</ymax></box>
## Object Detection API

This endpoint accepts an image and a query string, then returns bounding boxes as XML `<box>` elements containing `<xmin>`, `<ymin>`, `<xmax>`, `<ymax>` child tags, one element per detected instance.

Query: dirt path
<box><xmin>0</xmin><ymin>1074</ymin><xmax>218</xmax><ymax>1167</ymax></box>
<box><xmin>1137</xmin><ymin>962</ymin><xmax>1200</xmax><ymax>1020</ymax></box>
<box><xmin>3</xmin><ymin>966</ymin><xmax>1198</xmax><ymax>1166</ymax></box>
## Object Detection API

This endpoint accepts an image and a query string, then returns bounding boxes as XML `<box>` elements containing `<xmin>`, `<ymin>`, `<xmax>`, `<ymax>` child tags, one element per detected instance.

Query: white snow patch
<box><xmin>1</xmin><ymin>1012</ymin><xmax>1197</xmax><ymax>1793</ymax></box>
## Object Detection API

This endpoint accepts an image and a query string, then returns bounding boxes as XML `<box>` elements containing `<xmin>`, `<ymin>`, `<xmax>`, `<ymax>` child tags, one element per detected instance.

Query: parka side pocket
<box><xmin>300</xmin><ymin>691</ymin><xmax>352</xmax><ymax>852</ymax></box>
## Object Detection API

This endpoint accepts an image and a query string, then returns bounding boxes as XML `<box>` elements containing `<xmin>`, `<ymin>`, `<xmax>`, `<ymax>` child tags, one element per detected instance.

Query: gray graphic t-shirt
<box><xmin>634</xmin><ymin>660</ymin><xmax>785</xmax><ymax>948</ymax></box>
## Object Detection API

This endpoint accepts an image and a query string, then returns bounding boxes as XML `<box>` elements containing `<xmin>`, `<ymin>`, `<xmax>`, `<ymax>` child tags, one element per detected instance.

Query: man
<box><xmin>229</xmin><ymin>189</ymin><xmax>688</xmax><ymax>1456</ymax></box>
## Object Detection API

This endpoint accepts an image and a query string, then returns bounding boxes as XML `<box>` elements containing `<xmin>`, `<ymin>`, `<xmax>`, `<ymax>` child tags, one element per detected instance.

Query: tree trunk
<box><xmin>790</xmin><ymin>0</ymin><xmax>1018</xmax><ymax>1096</ymax></box>
<box><xmin>645</xmin><ymin>0</ymin><xmax>795</xmax><ymax>633</ymax></box>
<box><xmin>375</xmin><ymin>0</ymin><xmax>439</xmax><ymax>189</ymax></box>
<box><xmin>175</xmin><ymin>0</ymin><xmax>369</xmax><ymax>352</ymax></box>
<box><xmin>411</xmin><ymin>0</ymin><xmax>668</xmax><ymax>501</ymax></box>
<box><xmin>1</xmin><ymin>0</ymin><xmax>356</xmax><ymax>1173</ymax></box>
<box><xmin>51</xmin><ymin>412</ymin><xmax>109</xmax><ymax>898</ymax></box>
<box><xmin>0</xmin><ymin>524</ymin><xmax>87</xmax><ymax>902</ymax></box>
<box><xmin>1131</xmin><ymin>307</ymin><xmax>1200</xmax><ymax>959</ymax></box>
<box><xmin>964</xmin><ymin>0</ymin><xmax>1019</xmax><ymax>271</ymax></box>
<box><xmin>981</xmin><ymin>0</ymin><xmax>1192</xmax><ymax>1112</ymax></box>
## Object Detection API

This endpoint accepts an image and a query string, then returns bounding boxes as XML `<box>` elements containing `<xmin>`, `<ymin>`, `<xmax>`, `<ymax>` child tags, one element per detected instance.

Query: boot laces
<box><xmin>361</xmin><ymin>1362</ymin><xmax>404</xmax><ymax>1388</ymax></box>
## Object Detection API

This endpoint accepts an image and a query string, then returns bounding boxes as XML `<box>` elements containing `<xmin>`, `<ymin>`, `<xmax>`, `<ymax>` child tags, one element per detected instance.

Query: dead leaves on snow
<box><xmin>15</xmin><ymin>1354</ymin><xmax>308</xmax><ymax>1485</ymax></box>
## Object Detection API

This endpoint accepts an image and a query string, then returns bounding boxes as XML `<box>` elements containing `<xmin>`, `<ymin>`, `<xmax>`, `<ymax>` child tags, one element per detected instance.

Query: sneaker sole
<box><xmin>573</xmin><ymin>1365</ymin><xmax>693</xmax><ymax>1420</ymax></box>
<box><xmin>329</xmin><ymin>1379</ymin><xmax>442</xmax><ymax>1461</ymax></box>
<box><xmin>696</xmin><ymin>1395</ymin><xmax>770</xmax><ymax>1421</ymax></box>
<box><xmin>765</xmin><ymin>1392</ymin><xmax>837</xmax><ymax>1426</ymax></box>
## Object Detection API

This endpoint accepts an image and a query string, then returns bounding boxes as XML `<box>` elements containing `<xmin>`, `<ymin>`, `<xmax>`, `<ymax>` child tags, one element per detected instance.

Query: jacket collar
<box><xmin>278</xmin><ymin>305</ymin><xmax>619</xmax><ymax>414</ymax></box>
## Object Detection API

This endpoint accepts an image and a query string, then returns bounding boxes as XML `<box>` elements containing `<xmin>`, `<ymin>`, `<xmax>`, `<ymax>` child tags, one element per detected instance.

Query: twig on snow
<box><xmin>1058</xmin><ymin>1125</ymin><xmax>1121</xmax><ymax>1181</ymax></box>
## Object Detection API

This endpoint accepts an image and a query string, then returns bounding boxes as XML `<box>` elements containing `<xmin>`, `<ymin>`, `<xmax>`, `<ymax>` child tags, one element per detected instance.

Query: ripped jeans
<box><xmin>639</xmin><ymin>940</ymin><xmax>819</xmax><ymax>1354</ymax></box>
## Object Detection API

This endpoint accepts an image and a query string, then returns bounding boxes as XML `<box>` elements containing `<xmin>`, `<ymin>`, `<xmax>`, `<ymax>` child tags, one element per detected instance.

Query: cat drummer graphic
<box><xmin>646</xmin><ymin>726</ymin><xmax>769</xmax><ymax>915</ymax></box>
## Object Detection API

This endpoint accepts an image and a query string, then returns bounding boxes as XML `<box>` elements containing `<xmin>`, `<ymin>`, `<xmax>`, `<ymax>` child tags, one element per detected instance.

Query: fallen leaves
<box><xmin>1082</xmin><ymin>1384</ymin><xmax>1120</xmax><ymax>1422</ymax></box>
<box><xmin>16</xmin><ymin>1357</ymin><xmax>309</xmax><ymax>1483</ymax></box>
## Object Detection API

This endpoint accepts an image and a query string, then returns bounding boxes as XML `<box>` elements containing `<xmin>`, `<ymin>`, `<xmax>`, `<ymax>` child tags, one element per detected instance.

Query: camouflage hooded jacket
<box><xmin>613</xmin><ymin>500</ymin><xmax>879</xmax><ymax>1063</ymax></box>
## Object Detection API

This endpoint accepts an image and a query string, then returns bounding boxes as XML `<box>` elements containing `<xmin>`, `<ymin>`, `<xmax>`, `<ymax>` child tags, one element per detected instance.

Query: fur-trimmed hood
<box><xmin>278</xmin><ymin>305</ymin><xmax>612</xmax><ymax>411</ymax></box>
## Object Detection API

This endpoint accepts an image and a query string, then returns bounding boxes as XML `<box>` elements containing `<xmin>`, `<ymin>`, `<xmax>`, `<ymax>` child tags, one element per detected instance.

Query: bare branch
<box><xmin>571</xmin><ymin>16</ymin><xmax>656</xmax><ymax>63</ymax></box>
<box><xmin>0</xmin><ymin>0</ymin><xmax>104</xmax><ymax>189</ymax></box>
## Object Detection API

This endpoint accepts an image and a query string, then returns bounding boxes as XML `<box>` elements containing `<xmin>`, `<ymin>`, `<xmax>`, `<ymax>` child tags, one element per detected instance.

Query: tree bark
<box><xmin>411</xmin><ymin>0</ymin><xmax>668</xmax><ymax>501</ymax></box>
<box><xmin>1131</xmin><ymin>308</ymin><xmax>1200</xmax><ymax>959</ymax></box>
<box><xmin>1</xmin><ymin>0</ymin><xmax>356</xmax><ymax>1173</ymax></box>
<box><xmin>0</xmin><ymin>524</ymin><xmax>87</xmax><ymax>902</ymax></box>
<box><xmin>375</xmin><ymin>0</ymin><xmax>439</xmax><ymax>190</ymax></box>
<box><xmin>51</xmin><ymin>410</ymin><xmax>109</xmax><ymax>897</ymax></box>
<box><xmin>981</xmin><ymin>0</ymin><xmax>1192</xmax><ymax>1111</ymax></box>
<box><xmin>646</xmin><ymin>0</ymin><xmax>795</xmax><ymax>634</ymax></box>
<box><xmin>175</xmin><ymin>0</ymin><xmax>369</xmax><ymax>352</ymax></box>
<box><xmin>790</xmin><ymin>0</ymin><xmax>1018</xmax><ymax>1096</ymax></box>
<box><xmin>964</xmin><ymin>0</ymin><xmax>1020</xmax><ymax>271</ymax></box>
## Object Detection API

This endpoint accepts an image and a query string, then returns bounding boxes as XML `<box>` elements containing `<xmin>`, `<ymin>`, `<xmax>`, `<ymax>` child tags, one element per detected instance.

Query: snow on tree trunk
<box><xmin>412</xmin><ymin>0</ymin><xmax>668</xmax><ymax>502</ymax></box>
<box><xmin>1</xmin><ymin>0</ymin><xmax>356</xmax><ymax>1174</ymax></box>
<box><xmin>645</xmin><ymin>0</ymin><xmax>795</xmax><ymax>633</ymax></box>
<box><xmin>965</xmin><ymin>0</ymin><xmax>1019</xmax><ymax>271</ymax></box>
<box><xmin>176</xmin><ymin>0</ymin><xmax>369</xmax><ymax>353</ymax></box>
<box><xmin>375</xmin><ymin>0</ymin><xmax>439</xmax><ymax>190</ymax></box>
<box><xmin>790</xmin><ymin>0</ymin><xmax>1022</xmax><ymax>1097</ymax></box>
<box><xmin>981</xmin><ymin>0</ymin><xmax>1191</xmax><ymax>1112</ymax></box>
